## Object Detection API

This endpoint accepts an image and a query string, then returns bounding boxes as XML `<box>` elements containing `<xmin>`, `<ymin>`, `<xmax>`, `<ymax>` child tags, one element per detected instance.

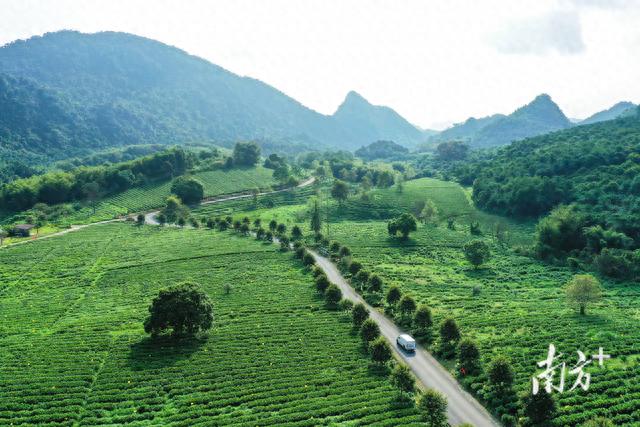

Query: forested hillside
<box><xmin>0</xmin><ymin>31</ymin><xmax>424</xmax><ymax>173</ymax></box>
<box><xmin>468</xmin><ymin>108</ymin><xmax>640</xmax><ymax>276</ymax></box>
<box><xmin>580</xmin><ymin>101</ymin><xmax>636</xmax><ymax>125</ymax></box>
<box><xmin>428</xmin><ymin>94</ymin><xmax>571</xmax><ymax>149</ymax></box>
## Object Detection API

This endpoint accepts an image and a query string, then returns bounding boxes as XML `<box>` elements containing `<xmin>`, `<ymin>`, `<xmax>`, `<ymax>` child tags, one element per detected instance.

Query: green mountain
<box><xmin>471</xmin><ymin>94</ymin><xmax>571</xmax><ymax>148</ymax></box>
<box><xmin>429</xmin><ymin>94</ymin><xmax>571</xmax><ymax>149</ymax></box>
<box><xmin>470</xmin><ymin>106</ymin><xmax>640</xmax><ymax>238</ymax></box>
<box><xmin>579</xmin><ymin>101</ymin><xmax>636</xmax><ymax>125</ymax></box>
<box><xmin>354</xmin><ymin>140</ymin><xmax>409</xmax><ymax>161</ymax></box>
<box><xmin>428</xmin><ymin>114</ymin><xmax>505</xmax><ymax>144</ymax></box>
<box><xmin>0</xmin><ymin>30</ymin><xmax>423</xmax><ymax>169</ymax></box>
<box><xmin>332</xmin><ymin>91</ymin><xmax>423</xmax><ymax>148</ymax></box>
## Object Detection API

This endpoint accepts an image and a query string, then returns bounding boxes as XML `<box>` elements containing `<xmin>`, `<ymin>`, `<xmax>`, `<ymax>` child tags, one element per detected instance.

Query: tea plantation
<box><xmin>203</xmin><ymin>177</ymin><xmax>640</xmax><ymax>425</ymax></box>
<box><xmin>59</xmin><ymin>167</ymin><xmax>276</xmax><ymax>225</ymax></box>
<box><xmin>0</xmin><ymin>223</ymin><xmax>422</xmax><ymax>426</ymax></box>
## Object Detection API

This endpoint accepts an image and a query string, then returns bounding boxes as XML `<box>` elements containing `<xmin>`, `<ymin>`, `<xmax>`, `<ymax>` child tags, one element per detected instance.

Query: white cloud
<box><xmin>491</xmin><ymin>9</ymin><xmax>585</xmax><ymax>55</ymax></box>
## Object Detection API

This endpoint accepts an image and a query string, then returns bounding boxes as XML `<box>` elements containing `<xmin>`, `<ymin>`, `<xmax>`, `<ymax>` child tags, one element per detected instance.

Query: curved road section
<box><xmin>309</xmin><ymin>249</ymin><xmax>500</xmax><ymax>427</ymax></box>
<box><xmin>145</xmin><ymin>177</ymin><xmax>315</xmax><ymax>225</ymax></box>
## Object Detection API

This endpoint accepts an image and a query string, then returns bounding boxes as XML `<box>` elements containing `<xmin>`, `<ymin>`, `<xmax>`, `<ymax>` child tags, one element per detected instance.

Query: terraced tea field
<box><xmin>201</xmin><ymin>177</ymin><xmax>640</xmax><ymax>425</ymax></box>
<box><xmin>0</xmin><ymin>223</ymin><xmax>422</xmax><ymax>426</ymax></box>
<box><xmin>325</xmin><ymin>220</ymin><xmax>640</xmax><ymax>424</ymax></box>
<box><xmin>58</xmin><ymin>167</ymin><xmax>276</xmax><ymax>225</ymax></box>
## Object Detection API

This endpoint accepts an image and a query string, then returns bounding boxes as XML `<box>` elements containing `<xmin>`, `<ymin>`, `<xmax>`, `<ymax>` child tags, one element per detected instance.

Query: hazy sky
<box><xmin>1</xmin><ymin>0</ymin><xmax>639</xmax><ymax>129</ymax></box>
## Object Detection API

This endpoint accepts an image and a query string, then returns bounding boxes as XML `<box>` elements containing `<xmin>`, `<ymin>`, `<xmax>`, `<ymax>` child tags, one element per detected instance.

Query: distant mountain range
<box><xmin>0</xmin><ymin>30</ymin><xmax>425</xmax><ymax>167</ymax></box>
<box><xmin>428</xmin><ymin>96</ymin><xmax>637</xmax><ymax>149</ymax></box>
<box><xmin>429</xmin><ymin>94</ymin><xmax>571</xmax><ymax>149</ymax></box>
<box><xmin>579</xmin><ymin>101</ymin><xmax>637</xmax><ymax>125</ymax></box>
<box><xmin>0</xmin><ymin>30</ymin><xmax>636</xmax><ymax>169</ymax></box>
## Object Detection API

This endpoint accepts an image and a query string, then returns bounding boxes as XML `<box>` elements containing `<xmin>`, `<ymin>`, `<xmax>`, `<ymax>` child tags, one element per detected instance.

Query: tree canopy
<box><xmin>143</xmin><ymin>282</ymin><xmax>213</xmax><ymax>338</ymax></box>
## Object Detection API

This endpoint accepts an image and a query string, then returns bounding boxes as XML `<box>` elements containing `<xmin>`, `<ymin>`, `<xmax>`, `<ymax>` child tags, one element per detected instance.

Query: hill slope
<box><xmin>332</xmin><ymin>91</ymin><xmax>423</xmax><ymax>148</ymax></box>
<box><xmin>471</xmin><ymin>107</ymin><xmax>640</xmax><ymax>238</ymax></box>
<box><xmin>0</xmin><ymin>224</ymin><xmax>422</xmax><ymax>425</ymax></box>
<box><xmin>0</xmin><ymin>30</ymin><xmax>423</xmax><ymax>165</ymax></box>
<box><xmin>580</xmin><ymin>101</ymin><xmax>636</xmax><ymax>125</ymax></box>
<box><xmin>471</xmin><ymin>94</ymin><xmax>571</xmax><ymax>148</ymax></box>
<box><xmin>429</xmin><ymin>94</ymin><xmax>571</xmax><ymax>149</ymax></box>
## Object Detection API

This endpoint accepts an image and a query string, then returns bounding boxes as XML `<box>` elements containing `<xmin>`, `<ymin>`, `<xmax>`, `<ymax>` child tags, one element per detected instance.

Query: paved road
<box><xmin>309</xmin><ymin>249</ymin><xmax>500</xmax><ymax>427</ymax></box>
<box><xmin>145</xmin><ymin>177</ymin><xmax>315</xmax><ymax>225</ymax></box>
<box><xmin>2</xmin><ymin>177</ymin><xmax>315</xmax><ymax>248</ymax></box>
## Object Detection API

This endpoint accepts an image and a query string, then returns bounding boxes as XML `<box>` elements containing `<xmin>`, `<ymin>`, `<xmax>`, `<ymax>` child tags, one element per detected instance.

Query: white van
<box><xmin>396</xmin><ymin>334</ymin><xmax>416</xmax><ymax>352</ymax></box>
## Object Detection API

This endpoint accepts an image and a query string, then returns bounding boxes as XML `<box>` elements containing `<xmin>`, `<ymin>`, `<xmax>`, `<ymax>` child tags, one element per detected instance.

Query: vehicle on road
<box><xmin>396</xmin><ymin>334</ymin><xmax>416</xmax><ymax>352</ymax></box>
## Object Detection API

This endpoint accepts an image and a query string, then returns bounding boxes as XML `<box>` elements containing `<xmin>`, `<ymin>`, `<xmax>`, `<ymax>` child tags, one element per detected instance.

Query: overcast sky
<box><xmin>1</xmin><ymin>0</ymin><xmax>639</xmax><ymax>129</ymax></box>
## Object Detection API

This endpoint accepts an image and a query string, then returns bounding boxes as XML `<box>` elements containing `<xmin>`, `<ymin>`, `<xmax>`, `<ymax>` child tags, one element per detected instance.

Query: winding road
<box><xmin>4</xmin><ymin>175</ymin><xmax>499</xmax><ymax>425</ymax></box>
<box><xmin>308</xmin><ymin>249</ymin><xmax>500</xmax><ymax>427</ymax></box>
<box><xmin>144</xmin><ymin>176</ymin><xmax>315</xmax><ymax>225</ymax></box>
<box><xmin>2</xmin><ymin>177</ymin><xmax>316</xmax><ymax>247</ymax></box>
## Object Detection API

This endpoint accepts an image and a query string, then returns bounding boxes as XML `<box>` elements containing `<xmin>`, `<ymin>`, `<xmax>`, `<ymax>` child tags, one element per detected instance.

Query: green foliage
<box><xmin>488</xmin><ymin>357</ymin><xmax>514</xmax><ymax>391</ymax></box>
<box><xmin>349</xmin><ymin>261</ymin><xmax>363</xmax><ymax>275</ymax></box>
<box><xmin>457</xmin><ymin>339</ymin><xmax>480</xmax><ymax>373</ymax></box>
<box><xmin>360</xmin><ymin>318</ymin><xmax>380</xmax><ymax>344</ymax></box>
<box><xmin>463</xmin><ymin>239</ymin><xmax>491</xmax><ymax>268</ymax></box>
<box><xmin>0</xmin><ymin>223</ymin><xmax>422</xmax><ymax>424</ymax></box>
<box><xmin>386</xmin><ymin>286</ymin><xmax>401</xmax><ymax>306</ymax></box>
<box><xmin>324</xmin><ymin>284</ymin><xmax>342</xmax><ymax>308</ymax></box>
<box><xmin>302</xmin><ymin>252</ymin><xmax>315</xmax><ymax>267</ymax></box>
<box><xmin>315</xmin><ymin>274</ymin><xmax>330</xmax><ymax>294</ymax></box>
<box><xmin>524</xmin><ymin>390</ymin><xmax>556</xmax><ymax>426</ymax></box>
<box><xmin>565</xmin><ymin>274</ymin><xmax>602</xmax><ymax>315</ymax></box>
<box><xmin>413</xmin><ymin>305</ymin><xmax>433</xmax><ymax>336</ymax></box>
<box><xmin>354</xmin><ymin>140</ymin><xmax>409</xmax><ymax>161</ymax></box>
<box><xmin>583</xmin><ymin>417</ymin><xmax>615</xmax><ymax>427</ymax></box>
<box><xmin>398</xmin><ymin>295</ymin><xmax>417</xmax><ymax>318</ymax></box>
<box><xmin>469</xmin><ymin>111</ymin><xmax>640</xmax><ymax>245</ymax></box>
<box><xmin>417</xmin><ymin>389</ymin><xmax>448</xmax><ymax>427</ymax></box>
<box><xmin>390</xmin><ymin>364</ymin><xmax>415</xmax><ymax>394</ymax></box>
<box><xmin>369</xmin><ymin>337</ymin><xmax>392</xmax><ymax>365</ymax></box>
<box><xmin>535</xmin><ymin>205</ymin><xmax>586</xmax><ymax>257</ymax></box>
<box><xmin>419</xmin><ymin>199</ymin><xmax>439</xmax><ymax>224</ymax></box>
<box><xmin>387</xmin><ymin>213</ymin><xmax>417</xmax><ymax>239</ymax></box>
<box><xmin>436</xmin><ymin>140</ymin><xmax>469</xmax><ymax>161</ymax></box>
<box><xmin>351</xmin><ymin>303</ymin><xmax>369</xmax><ymax>328</ymax></box>
<box><xmin>331</xmin><ymin>179</ymin><xmax>349</xmax><ymax>204</ymax></box>
<box><xmin>161</xmin><ymin>195</ymin><xmax>189</xmax><ymax>224</ymax></box>
<box><xmin>232</xmin><ymin>142</ymin><xmax>261</xmax><ymax>166</ymax></box>
<box><xmin>1</xmin><ymin>147</ymin><xmax>188</xmax><ymax>212</ymax></box>
<box><xmin>170</xmin><ymin>175</ymin><xmax>204</xmax><ymax>204</ymax></box>
<box><xmin>143</xmin><ymin>282</ymin><xmax>213</xmax><ymax>337</ymax></box>
<box><xmin>368</xmin><ymin>274</ymin><xmax>383</xmax><ymax>293</ymax></box>
<box><xmin>440</xmin><ymin>318</ymin><xmax>460</xmax><ymax>343</ymax></box>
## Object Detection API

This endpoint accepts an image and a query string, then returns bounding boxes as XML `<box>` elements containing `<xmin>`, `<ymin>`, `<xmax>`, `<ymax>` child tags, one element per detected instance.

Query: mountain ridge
<box><xmin>0</xmin><ymin>30</ymin><xmax>424</xmax><ymax>166</ymax></box>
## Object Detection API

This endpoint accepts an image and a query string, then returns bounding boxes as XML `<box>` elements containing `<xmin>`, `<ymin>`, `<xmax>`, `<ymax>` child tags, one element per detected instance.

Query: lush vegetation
<box><xmin>427</xmin><ymin>94</ymin><xmax>571</xmax><ymax>149</ymax></box>
<box><xmin>208</xmin><ymin>176</ymin><xmax>640</xmax><ymax>425</ymax></box>
<box><xmin>354</xmin><ymin>140</ymin><xmax>410</xmax><ymax>161</ymax></box>
<box><xmin>0</xmin><ymin>223</ymin><xmax>424</xmax><ymax>425</ymax></box>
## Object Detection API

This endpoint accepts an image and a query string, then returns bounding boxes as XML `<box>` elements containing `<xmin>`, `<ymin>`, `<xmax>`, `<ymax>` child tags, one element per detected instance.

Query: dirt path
<box><xmin>2</xmin><ymin>177</ymin><xmax>315</xmax><ymax>248</ymax></box>
<box><xmin>308</xmin><ymin>249</ymin><xmax>500</xmax><ymax>427</ymax></box>
<box><xmin>145</xmin><ymin>176</ymin><xmax>315</xmax><ymax>225</ymax></box>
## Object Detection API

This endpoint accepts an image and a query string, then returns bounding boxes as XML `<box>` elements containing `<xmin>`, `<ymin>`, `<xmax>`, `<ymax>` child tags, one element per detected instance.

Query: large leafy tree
<box><xmin>232</xmin><ymin>141</ymin><xmax>261</xmax><ymax>166</ymax></box>
<box><xmin>566</xmin><ymin>274</ymin><xmax>602</xmax><ymax>315</ymax></box>
<box><xmin>417</xmin><ymin>389</ymin><xmax>448</xmax><ymax>427</ymax></box>
<box><xmin>144</xmin><ymin>282</ymin><xmax>213</xmax><ymax>338</ymax></box>
<box><xmin>463</xmin><ymin>240</ymin><xmax>491</xmax><ymax>268</ymax></box>
<box><xmin>388</xmin><ymin>213</ymin><xmax>417</xmax><ymax>240</ymax></box>
<box><xmin>170</xmin><ymin>176</ymin><xmax>204</xmax><ymax>204</ymax></box>
<box><xmin>331</xmin><ymin>179</ymin><xmax>349</xmax><ymax>205</ymax></box>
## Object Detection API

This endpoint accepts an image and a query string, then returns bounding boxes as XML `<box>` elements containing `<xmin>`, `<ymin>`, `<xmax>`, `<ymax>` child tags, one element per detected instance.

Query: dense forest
<box><xmin>456</xmin><ymin>108</ymin><xmax>640</xmax><ymax>277</ymax></box>
<box><xmin>0</xmin><ymin>148</ymin><xmax>191</xmax><ymax>212</ymax></box>
<box><xmin>0</xmin><ymin>30</ymin><xmax>424</xmax><ymax>177</ymax></box>
<box><xmin>427</xmin><ymin>94</ymin><xmax>571</xmax><ymax>149</ymax></box>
